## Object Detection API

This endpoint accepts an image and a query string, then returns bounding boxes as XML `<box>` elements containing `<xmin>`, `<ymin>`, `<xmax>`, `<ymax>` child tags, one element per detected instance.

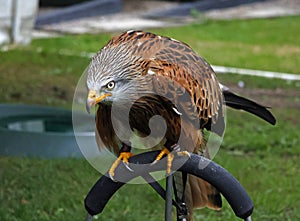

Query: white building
<box><xmin>0</xmin><ymin>0</ymin><xmax>38</xmax><ymax>45</ymax></box>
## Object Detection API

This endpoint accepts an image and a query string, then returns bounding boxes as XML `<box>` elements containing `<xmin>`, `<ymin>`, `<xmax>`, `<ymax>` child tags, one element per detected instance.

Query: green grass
<box><xmin>155</xmin><ymin>16</ymin><xmax>300</xmax><ymax>74</ymax></box>
<box><xmin>1</xmin><ymin>111</ymin><xmax>299</xmax><ymax>221</ymax></box>
<box><xmin>1</xmin><ymin>16</ymin><xmax>300</xmax><ymax>220</ymax></box>
<box><xmin>0</xmin><ymin>157</ymin><xmax>165</xmax><ymax>221</ymax></box>
<box><xmin>0</xmin><ymin>16</ymin><xmax>299</xmax><ymax>107</ymax></box>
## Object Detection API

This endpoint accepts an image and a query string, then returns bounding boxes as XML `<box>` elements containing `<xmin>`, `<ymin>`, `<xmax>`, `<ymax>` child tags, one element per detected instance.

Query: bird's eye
<box><xmin>106</xmin><ymin>81</ymin><xmax>115</xmax><ymax>90</ymax></box>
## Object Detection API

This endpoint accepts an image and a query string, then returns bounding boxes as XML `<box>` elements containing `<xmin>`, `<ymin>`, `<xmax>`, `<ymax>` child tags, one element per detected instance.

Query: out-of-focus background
<box><xmin>0</xmin><ymin>0</ymin><xmax>299</xmax><ymax>220</ymax></box>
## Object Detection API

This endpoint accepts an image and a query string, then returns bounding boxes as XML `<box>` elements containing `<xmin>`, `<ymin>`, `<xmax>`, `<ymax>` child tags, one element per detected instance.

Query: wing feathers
<box><xmin>223</xmin><ymin>89</ymin><xmax>276</xmax><ymax>125</ymax></box>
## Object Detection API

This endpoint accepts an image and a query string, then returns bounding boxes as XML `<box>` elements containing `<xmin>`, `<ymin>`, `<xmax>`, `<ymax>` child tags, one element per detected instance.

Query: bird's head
<box><xmin>85</xmin><ymin>45</ymin><xmax>149</xmax><ymax>113</ymax></box>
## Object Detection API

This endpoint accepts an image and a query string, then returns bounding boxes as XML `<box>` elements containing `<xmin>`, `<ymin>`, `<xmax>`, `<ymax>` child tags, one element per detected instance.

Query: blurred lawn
<box><xmin>0</xmin><ymin>16</ymin><xmax>299</xmax><ymax>221</ymax></box>
<box><xmin>0</xmin><ymin>15</ymin><xmax>299</xmax><ymax>107</ymax></box>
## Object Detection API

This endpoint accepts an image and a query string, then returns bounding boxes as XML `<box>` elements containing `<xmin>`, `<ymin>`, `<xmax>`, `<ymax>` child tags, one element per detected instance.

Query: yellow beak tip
<box><xmin>86</xmin><ymin>91</ymin><xmax>112</xmax><ymax>113</ymax></box>
<box><xmin>95</xmin><ymin>93</ymin><xmax>112</xmax><ymax>104</ymax></box>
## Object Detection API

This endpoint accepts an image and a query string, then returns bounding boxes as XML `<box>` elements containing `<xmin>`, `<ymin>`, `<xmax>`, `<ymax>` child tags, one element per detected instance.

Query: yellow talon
<box><xmin>177</xmin><ymin>150</ymin><xmax>191</xmax><ymax>158</ymax></box>
<box><xmin>109</xmin><ymin>152</ymin><xmax>134</xmax><ymax>180</ymax></box>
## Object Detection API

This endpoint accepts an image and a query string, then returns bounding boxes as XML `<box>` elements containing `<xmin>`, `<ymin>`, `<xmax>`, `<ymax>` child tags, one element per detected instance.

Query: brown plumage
<box><xmin>87</xmin><ymin>30</ymin><xmax>226</xmax><ymax>217</ymax></box>
<box><xmin>87</xmin><ymin>30</ymin><xmax>226</xmax><ymax>219</ymax></box>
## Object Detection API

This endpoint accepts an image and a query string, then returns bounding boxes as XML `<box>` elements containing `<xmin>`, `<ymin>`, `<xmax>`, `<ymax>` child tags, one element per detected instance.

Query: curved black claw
<box><xmin>150</xmin><ymin>160</ymin><xmax>159</xmax><ymax>166</ymax></box>
<box><xmin>108</xmin><ymin>172</ymin><xmax>117</xmax><ymax>182</ymax></box>
<box><xmin>123</xmin><ymin>161</ymin><xmax>134</xmax><ymax>172</ymax></box>
<box><xmin>108</xmin><ymin>152</ymin><xmax>134</xmax><ymax>181</ymax></box>
<box><xmin>150</xmin><ymin>147</ymin><xmax>170</xmax><ymax>166</ymax></box>
<box><xmin>109</xmin><ymin>163</ymin><xmax>134</xmax><ymax>182</ymax></box>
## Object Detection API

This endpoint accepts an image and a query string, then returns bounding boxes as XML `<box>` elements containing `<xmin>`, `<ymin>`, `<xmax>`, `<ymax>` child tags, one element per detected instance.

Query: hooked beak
<box><xmin>86</xmin><ymin>89</ymin><xmax>112</xmax><ymax>113</ymax></box>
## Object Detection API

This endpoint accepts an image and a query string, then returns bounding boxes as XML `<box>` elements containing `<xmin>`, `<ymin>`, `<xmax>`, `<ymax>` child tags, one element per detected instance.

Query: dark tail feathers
<box><xmin>222</xmin><ymin>89</ymin><xmax>276</xmax><ymax>125</ymax></box>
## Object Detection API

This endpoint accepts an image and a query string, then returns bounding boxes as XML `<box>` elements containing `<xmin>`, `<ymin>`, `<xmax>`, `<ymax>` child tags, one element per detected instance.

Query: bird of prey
<box><xmin>86</xmin><ymin>30</ymin><xmax>276</xmax><ymax>219</ymax></box>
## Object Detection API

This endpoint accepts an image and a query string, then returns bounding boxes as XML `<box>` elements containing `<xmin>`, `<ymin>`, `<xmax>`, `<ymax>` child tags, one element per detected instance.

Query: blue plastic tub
<box><xmin>0</xmin><ymin>104</ymin><xmax>94</xmax><ymax>158</ymax></box>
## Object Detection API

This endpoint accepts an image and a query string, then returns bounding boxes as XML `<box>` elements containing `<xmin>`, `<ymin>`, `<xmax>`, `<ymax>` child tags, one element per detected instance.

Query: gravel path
<box><xmin>205</xmin><ymin>0</ymin><xmax>300</xmax><ymax>20</ymax></box>
<box><xmin>34</xmin><ymin>0</ymin><xmax>300</xmax><ymax>35</ymax></box>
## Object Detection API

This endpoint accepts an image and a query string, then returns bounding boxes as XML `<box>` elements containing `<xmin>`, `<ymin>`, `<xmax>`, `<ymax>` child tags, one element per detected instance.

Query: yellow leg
<box><xmin>166</xmin><ymin>152</ymin><xmax>174</xmax><ymax>175</ymax></box>
<box><xmin>109</xmin><ymin>152</ymin><xmax>134</xmax><ymax>180</ymax></box>
<box><xmin>155</xmin><ymin>148</ymin><xmax>170</xmax><ymax>161</ymax></box>
<box><xmin>151</xmin><ymin>147</ymin><xmax>191</xmax><ymax>175</ymax></box>
<box><xmin>151</xmin><ymin>147</ymin><xmax>176</xmax><ymax>175</ymax></box>
<box><xmin>151</xmin><ymin>147</ymin><xmax>170</xmax><ymax>165</ymax></box>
